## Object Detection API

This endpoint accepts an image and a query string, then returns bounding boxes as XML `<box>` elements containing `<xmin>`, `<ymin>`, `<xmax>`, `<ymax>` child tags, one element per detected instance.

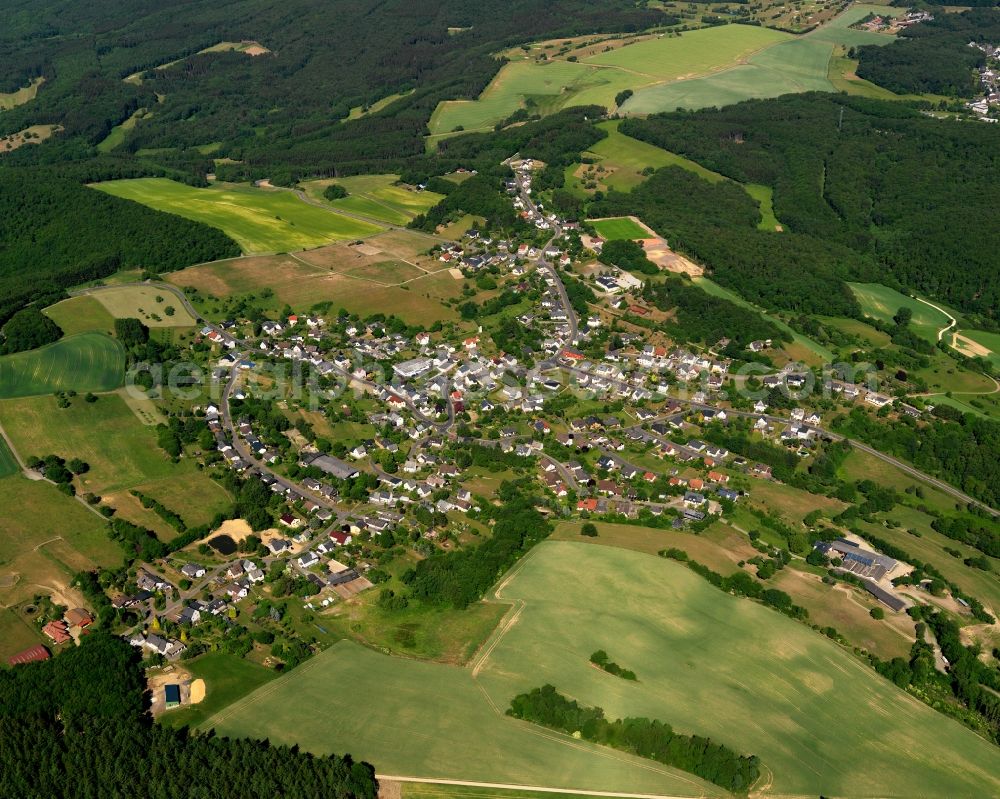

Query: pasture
<box><xmin>952</xmin><ymin>328</ymin><xmax>1000</xmax><ymax>369</ymax></box>
<box><xmin>204</xmin><ymin>542</ymin><xmax>1000</xmax><ymax>797</ymax></box>
<box><xmin>300</xmin><ymin>175</ymin><xmax>443</xmax><ymax>226</ymax></box>
<box><xmin>168</xmin><ymin>231</ymin><xmax>462</xmax><ymax>324</ymax></box>
<box><xmin>848</xmin><ymin>282</ymin><xmax>952</xmax><ymax>344</ymax></box>
<box><xmin>0</xmin><ymin>607</ymin><xmax>46</xmax><ymax>663</ymax></box>
<box><xmin>44</xmin><ymin>296</ymin><xmax>117</xmax><ymax>337</ymax></box>
<box><xmin>589</xmin><ymin>216</ymin><xmax>649</xmax><ymax>241</ymax></box>
<box><xmin>0</xmin><ymin>392</ymin><xmax>190</xmax><ymax>495</ymax></box>
<box><xmin>0</xmin><ymin>333</ymin><xmax>124</xmax><ymax>399</ymax></box>
<box><xmin>0</xmin><ymin>476</ymin><xmax>123</xmax><ymax>608</ymax></box>
<box><xmin>88</xmin><ymin>285</ymin><xmax>197</xmax><ymax>327</ymax></box>
<box><xmin>91</xmin><ymin>179</ymin><xmax>384</xmax><ymax>254</ymax></box>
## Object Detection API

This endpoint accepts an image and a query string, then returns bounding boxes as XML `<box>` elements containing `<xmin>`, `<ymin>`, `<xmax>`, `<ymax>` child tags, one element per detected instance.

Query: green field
<box><xmin>87</xmin><ymin>285</ymin><xmax>198</xmax><ymax>327</ymax></box>
<box><xmin>0</xmin><ymin>476</ymin><xmax>124</xmax><ymax>608</ymax></box>
<box><xmin>953</xmin><ymin>328</ymin><xmax>1000</xmax><ymax>369</ymax></box>
<box><xmin>0</xmin><ymin>434</ymin><xmax>18</xmax><ymax>478</ymax></box>
<box><xmin>91</xmin><ymin>179</ymin><xmax>384</xmax><ymax>254</ymax></box>
<box><xmin>205</xmin><ymin>542</ymin><xmax>1000</xmax><ymax>797</ymax></box>
<box><xmin>159</xmin><ymin>653</ymin><xmax>278</xmax><ymax>729</ymax></box>
<box><xmin>0</xmin><ymin>392</ymin><xmax>193</xmax><ymax>494</ymax></box>
<box><xmin>44</xmin><ymin>296</ymin><xmax>117</xmax><ymax>337</ymax></box>
<box><xmin>0</xmin><ymin>607</ymin><xmax>46</xmax><ymax>663</ymax></box>
<box><xmin>566</xmin><ymin>119</ymin><xmax>726</xmax><ymax>194</ymax></box>
<box><xmin>589</xmin><ymin>216</ymin><xmax>649</xmax><ymax>240</ymax></box>
<box><xmin>744</xmin><ymin>183</ymin><xmax>781</xmax><ymax>231</ymax></box>
<box><xmin>0</xmin><ymin>76</ymin><xmax>44</xmax><ymax>110</ymax></box>
<box><xmin>586</xmin><ymin>24</ymin><xmax>790</xmax><ymax>78</ymax></box>
<box><xmin>622</xmin><ymin>8</ymin><xmax>894</xmax><ymax>115</ymax></box>
<box><xmin>430</xmin><ymin>60</ymin><xmax>640</xmax><ymax>136</ymax></box>
<box><xmin>300</xmin><ymin>175</ymin><xmax>443</xmax><ymax>226</ymax></box>
<box><xmin>848</xmin><ymin>282</ymin><xmax>952</xmax><ymax>344</ymax></box>
<box><xmin>96</xmin><ymin>107</ymin><xmax>151</xmax><ymax>153</ymax></box>
<box><xmin>0</xmin><ymin>333</ymin><xmax>125</xmax><ymax>399</ymax></box>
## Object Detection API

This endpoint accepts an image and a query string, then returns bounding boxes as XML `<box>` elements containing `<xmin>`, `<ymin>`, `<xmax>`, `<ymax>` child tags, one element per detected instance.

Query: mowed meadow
<box><xmin>204</xmin><ymin>542</ymin><xmax>1000</xmax><ymax>797</ymax></box>
<box><xmin>92</xmin><ymin>179</ymin><xmax>384</xmax><ymax>254</ymax></box>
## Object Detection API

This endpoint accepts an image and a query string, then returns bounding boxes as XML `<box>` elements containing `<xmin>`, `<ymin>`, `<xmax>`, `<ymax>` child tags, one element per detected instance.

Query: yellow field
<box><xmin>88</xmin><ymin>285</ymin><xmax>197</xmax><ymax>327</ymax></box>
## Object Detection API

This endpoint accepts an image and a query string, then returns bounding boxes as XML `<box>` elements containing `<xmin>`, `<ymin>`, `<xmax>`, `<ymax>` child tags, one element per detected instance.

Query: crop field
<box><xmin>0</xmin><ymin>392</ymin><xmax>189</xmax><ymax>495</ymax></box>
<box><xmin>204</xmin><ymin>542</ymin><xmax>1000</xmax><ymax>797</ymax></box>
<box><xmin>204</xmin><ymin>639</ymin><xmax>724</xmax><ymax>796</ymax></box>
<box><xmin>0</xmin><ymin>333</ymin><xmax>124</xmax><ymax>399</ymax></box>
<box><xmin>848</xmin><ymin>282</ymin><xmax>952</xmax><ymax>344</ymax></box>
<box><xmin>87</xmin><ymin>285</ymin><xmax>198</xmax><ymax>327</ymax></box>
<box><xmin>0</xmin><ymin>476</ymin><xmax>124</xmax><ymax>608</ymax></box>
<box><xmin>429</xmin><ymin>60</ymin><xmax>643</xmax><ymax>136</ymax></box>
<box><xmin>300</xmin><ymin>175</ymin><xmax>443</xmax><ymax>226</ymax></box>
<box><xmin>587</xmin><ymin>24</ymin><xmax>790</xmax><ymax>78</ymax></box>
<box><xmin>589</xmin><ymin>216</ymin><xmax>649</xmax><ymax>240</ymax></box>
<box><xmin>91</xmin><ymin>179</ymin><xmax>384</xmax><ymax>254</ymax></box>
<box><xmin>0</xmin><ymin>433</ymin><xmax>19</xmax><ymax>478</ymax></box>
<box><xmin>43</xmin><ymin>296</ymin><xmax>117</xmax><ymax>337</ymax></box>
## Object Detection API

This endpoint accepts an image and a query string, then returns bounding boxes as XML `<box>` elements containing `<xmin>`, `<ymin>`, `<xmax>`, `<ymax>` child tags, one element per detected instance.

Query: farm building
<box><xmin>816</xmin><ymin>539</ymin><xmax>897</xmax><ymax>581</ymax></box>
<box><xmin>7</xmin><ymin>644</ymin><xmax>50</xmax><ymax>667</ymax></box>
<box><xmin>306</xmin><ymin>454</ymin><xmax>359</xmax><ymax>481</ymax></box>
<box><xmin>164</xmin><ymin>684</ymin><xmax>181</xmax><ymax>709</ymax></box>
<box><xmin>862</xmin><ymin>579</ymin><xmax>907</xmax><ymax>613</ymax></box>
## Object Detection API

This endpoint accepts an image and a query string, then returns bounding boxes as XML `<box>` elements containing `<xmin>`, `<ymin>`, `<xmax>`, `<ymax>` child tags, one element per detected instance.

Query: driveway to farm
<box><xmin>912</xmin><ymin>295</ymin><xmax>956</xmax><ymax>342</ymax></box>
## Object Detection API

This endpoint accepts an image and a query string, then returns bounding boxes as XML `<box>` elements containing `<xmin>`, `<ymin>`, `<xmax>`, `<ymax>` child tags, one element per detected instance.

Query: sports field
<box><xmin>0</xmin><ymin>333</ymin><xmax>125</xmax><ymax>399</ymax></box>
<box><xmin>589</xmin><ymin>216</ymin><xmax>649</xmax><ymax>240</ymax></box>
<box><xmin>205</xmin><ymin>542</ymin><xmax>1000</xmax><ymax>797</ymax></box>
<box><xmin>848</xmin><ymin>282</ymin><xmax>952</xmax><ymax>344</ymax></box>
<box><xmin>300</xmin><ymin>175</ymin><xmax>443</xmax><ymax>226</ymax></box>
<box><xmin>91</xmin><ymin>179</ymin><xmax>384</xmax><ymax>254</ymax></box>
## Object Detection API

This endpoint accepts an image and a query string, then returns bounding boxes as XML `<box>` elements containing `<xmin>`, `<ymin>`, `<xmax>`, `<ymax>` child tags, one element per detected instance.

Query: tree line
<box><xmin>507</xmin><ymin>684</ymin><xmax>761</xmax><ymax>793</ymax></box>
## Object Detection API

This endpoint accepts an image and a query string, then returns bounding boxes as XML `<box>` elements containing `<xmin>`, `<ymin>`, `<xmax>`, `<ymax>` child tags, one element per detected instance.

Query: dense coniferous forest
<box><xmin>0</xmin><ymin>632</ymin><xmax>378</xmax><ymax>799</ymax></box>
<box><xmin>857</xmin><ymin>9</ymin><xmax>1000</xmax><ymax>96</ymax></box>
<box><xmin>618</xmin><ymin>94</ymin><xmax>1000</xmax><ymax>323</ymax></box>
<box><xmin>507</xmin><ymin>684</ymin><xmax>761</xmax><ymax>793</ymax></box>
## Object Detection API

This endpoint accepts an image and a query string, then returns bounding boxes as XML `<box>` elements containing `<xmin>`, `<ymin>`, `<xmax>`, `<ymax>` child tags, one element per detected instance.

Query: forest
<box><xmin>0</xmin><ymin>168</ymin><xmax>239</xmax><ymax>325</ymax></box>
<box><xmin>0</xmin><ymin>632</ymin><xmax>378</xmax><ymax>799</ymax></box>
<box><xmin>507</xmin><ymin>684</ymin><xmax>761</xmax><ymax>793</ymax></box>
<box><xmin>856</xmin><ymin>9</ymin><xmax>1000</xmax><ymax>96</ymax></box>
<box><xmin>617</xmin><ymin>94</ymin><xmax>1000</xmax><ymax>323</ymax></box>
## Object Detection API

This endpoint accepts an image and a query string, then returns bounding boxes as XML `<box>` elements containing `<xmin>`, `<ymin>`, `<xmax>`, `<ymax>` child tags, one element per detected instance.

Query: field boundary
<box><xmin>378</xmin><ymin>775</ymin><xmax>707</xmax><ymax>799</ymax></box>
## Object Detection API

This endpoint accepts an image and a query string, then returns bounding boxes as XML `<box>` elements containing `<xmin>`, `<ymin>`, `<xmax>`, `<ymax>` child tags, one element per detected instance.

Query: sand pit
<box><xmin>212</xmin><ymin>519</ymin><xmax>253</xmax><ymax>541</ymax></box>
<box><xmin>189</xmin><ymin>678</ymin><xmax>206</xmax><ymax>704</ymax></box>
<box><xmin>641</xmin><ymin>237</ymin><xmax>703</xmax><ymax>276</ymax></box>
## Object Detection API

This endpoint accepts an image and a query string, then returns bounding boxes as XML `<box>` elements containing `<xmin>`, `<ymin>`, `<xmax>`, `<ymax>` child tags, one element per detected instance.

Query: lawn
<box><xmin>158</xmin><ymin>652</ymin><xmax>278</xmax><ymax>730</ymax></box>
<box><xmin>0</xmin><ymin>392</ymin><xmax>191</xmax><ymax>495</ymax></box>
<box><xmin>205</xmin><ymin>542</ymin><xmax>1000</xmax><ymax>797</ymax></box>
<box><xmin>91</xmin><ymin>179</ymin><xmax>384</xmax><ymax>254</ymax></box>
<box><xmin>300</xmin><ymin>175</ymin><xmax>443</xmax><ymax>226</ymax></box>
<box><xmin>848</xmin><ymin>282</ymin><xmax>956</xmax><ymax>344</ymax></box>
<box><xmin>589</xmin><ymin>216</ymin><xmax>649</xmax><ymax>240</ymax></box>
<box><xmin>0</xmin><ymin>475</ymin><xmax>124</xmax><ymax>607</ymax></box>
<box><xmin>88</xmin><ymin>285</ymin><xmax>198</xmax><ymax>327</ymax></box>
<box><xmin>0</xmin><ymin>333</ymin><xmax>125</xmax><ymax>399</ymax></box>
<box><xmin>44</xmin><ymin>296</ymin><xmax>117</xmax><ymax>337</ymax></box>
